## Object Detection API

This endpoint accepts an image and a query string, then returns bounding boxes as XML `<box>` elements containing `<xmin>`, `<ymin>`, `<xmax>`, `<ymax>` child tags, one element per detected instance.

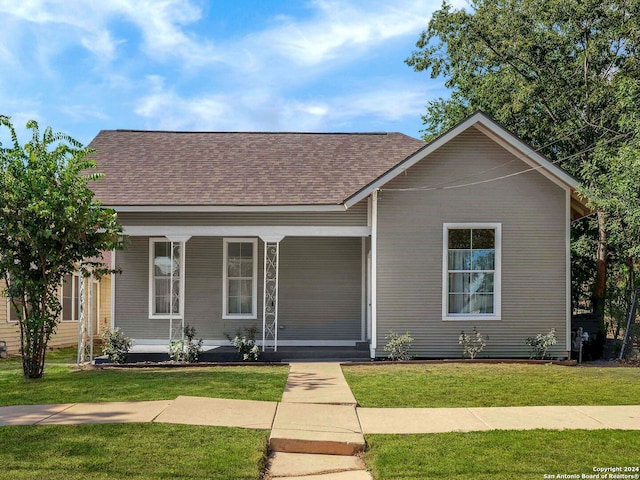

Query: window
<box><xmin>443</xmin><ymin>223</ymin><xmax>501</xmax><ymax>320</ymax></box>
<box><xmin>7</xmin><ymin>298</ymin><xmax>21</xmax><ymax>323</ymax></box>
<box><xmin>223</xmin><ymin>238</ymin><xmax>257</xmax><ymax>319</ymax></box>
<box><xmin>61</xmin><ymin>274</ymin><xmax>80</xmax><ymax>322</ymax></box>
<box><xmin>149</xmin><ymin>239</ymin><xmax>184</xmax><ymax>318</ymax></box>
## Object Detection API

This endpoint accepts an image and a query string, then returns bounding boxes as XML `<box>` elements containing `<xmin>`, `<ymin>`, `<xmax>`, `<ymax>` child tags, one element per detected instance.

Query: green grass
<box><xmin>343</xmin><ymin>363</ymin><xmax>640</xmax><ymax>407</ymax></box>
<box><xmin>0</xmin><ymin>347</ymin><xmax>288</xmax><ymax>405</ymax></box>
<box><xmin>365</xmin><ymin>430</ymin><xmax>640</xmax><ymax>480</ymax></box>
<box><xmin>1</xmin><ymin>423</ymin><xmax>268</xmax><ymax>479</ymax></box>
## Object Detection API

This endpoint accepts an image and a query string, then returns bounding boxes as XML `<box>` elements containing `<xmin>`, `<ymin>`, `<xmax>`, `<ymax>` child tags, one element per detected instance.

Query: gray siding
<box><xmin>117</xmin><ymin>201</ymin><xmax>367</xmax><ymax>227</ymax></box>
<box><xmin>278</xmin><ymin>237</ymin><xmax>362</xmax><ymax>340</ymax></box>
<box><xmin>376</xmin><ymin>127</ymin><xmax>568</xmax><ymax>358</ymax></box>
<box><xmin>114</xmin><ymin>236</ymin><xmax>361</xmax><ymax>342</ymax></box>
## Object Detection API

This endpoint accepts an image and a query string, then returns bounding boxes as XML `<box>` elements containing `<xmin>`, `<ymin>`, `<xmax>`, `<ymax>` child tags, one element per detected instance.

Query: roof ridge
<box><xmin>111</xmin><ymin>129</ymin><xmax>392</xmax><ymax>135</ymax></box>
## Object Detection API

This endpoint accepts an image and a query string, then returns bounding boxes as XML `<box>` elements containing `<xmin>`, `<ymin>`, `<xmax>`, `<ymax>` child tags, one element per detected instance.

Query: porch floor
<box><xmin>95</xmin><ymin>346</ymin><xmax>371</xmax><ymax>364</ymax></box>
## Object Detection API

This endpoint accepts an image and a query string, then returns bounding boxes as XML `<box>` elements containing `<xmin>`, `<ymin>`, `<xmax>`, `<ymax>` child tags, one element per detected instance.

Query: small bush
<box><xmin>525</xmin><ymin>328</ymin><xmax>557</xmax><ymax>359</ymax></box>
<box><xmin>459</xmin><ymin>327</ymin><xmax>488</xmax><ymax>359</ymax></box>
<box><xmin>101</xmin><ymin>328</ymin><xmax>132</xmax><ymax>364</ymax></box>
<box><xmin>384</xmin><ymin>330</ymin><xmax>414</xmax><ymax>360</ymax></box>
<box><xmin>226</xmin><ymin>326</ymin><xmax>260</xmax><ymax>361</ymax></box>
<box><xmin>169</xmin><ymin>325</ymin><xmax>204</xmax><ymax>363</ymax></box>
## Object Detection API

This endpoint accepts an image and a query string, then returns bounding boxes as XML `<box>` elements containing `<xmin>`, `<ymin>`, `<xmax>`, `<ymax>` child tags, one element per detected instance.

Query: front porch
<box><xmin>111</xmin><ymin>223</ymin><xmax>373</xmax><ymax>355</ymax></box>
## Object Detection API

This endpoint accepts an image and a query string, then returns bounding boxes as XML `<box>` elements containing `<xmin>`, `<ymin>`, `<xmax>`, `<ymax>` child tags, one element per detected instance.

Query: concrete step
<box><xmin>267</xmin><ymin>452</ymin><xmax>371</xmax><ymax>479</ymax></box>
<box><xmin>270</xmin><ymin>403</ymin><xmax>365</xmax><ymax>456</ymax></box>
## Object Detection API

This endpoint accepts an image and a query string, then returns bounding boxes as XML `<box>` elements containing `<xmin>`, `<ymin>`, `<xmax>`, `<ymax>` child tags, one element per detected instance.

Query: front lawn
<box><xmin>365</xmin><ymin>430</ymin><xmax>640</xmax><ymax>480</ymax></box>
<box><xmin>343</xmin><ymin>363</ymin><xmax>640</xmax><ymax>407</ymax></box>
<box><xmin>0</xmin><ymin>347</ymin><xmax>288</xmax><ymax>405</ymax></box>
<box><xmin>1</xmin><ymin>423</ymin><xmax>268</xmax><ymax>480</ymax></box>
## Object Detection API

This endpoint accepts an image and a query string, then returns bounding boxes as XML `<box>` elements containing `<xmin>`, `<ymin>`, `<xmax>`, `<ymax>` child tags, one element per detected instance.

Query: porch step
<box><xmin>269</xmin><ymin>403</ymin><xmax>365</xmax><ymax>456</ymax></box>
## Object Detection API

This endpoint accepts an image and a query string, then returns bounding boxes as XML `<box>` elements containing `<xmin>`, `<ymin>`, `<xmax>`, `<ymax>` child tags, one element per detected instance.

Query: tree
<box><xmin>406</xmin><ymin>0</ymin><xmax>640</xmax><ymax>326</ymax></box>
<box><xmin>0</xmin><ymin>116</ymin><xmax>122</xmax><ymax>378</ymax></box>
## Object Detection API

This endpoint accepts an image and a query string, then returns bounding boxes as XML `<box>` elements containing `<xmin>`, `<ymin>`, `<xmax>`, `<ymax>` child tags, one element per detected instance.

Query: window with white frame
<box><xmin>149</xmin><ymin>239</ymin><xmax>184</xmax><ymax>318</ymax></box>
<box><xmin>443</xmin><ymin>223</ymin><xmax>501</xmax><ymax>320</ymax></box>
<box><xmin>61</xmin><ymin>273</ymin><xmax>80</xmax><ymax>322</ymax></box>
<box><xmin>223</xmin><ymin>238</ymin><xmax>257</xmax><ymax>319</ymax></box>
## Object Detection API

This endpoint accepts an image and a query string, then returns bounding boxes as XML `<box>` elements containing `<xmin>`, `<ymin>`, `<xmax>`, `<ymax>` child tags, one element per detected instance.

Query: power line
<box><xmin>382</xmin><ymin>131</ymin><xmax>632</xmax><ymax>193</ymax></box>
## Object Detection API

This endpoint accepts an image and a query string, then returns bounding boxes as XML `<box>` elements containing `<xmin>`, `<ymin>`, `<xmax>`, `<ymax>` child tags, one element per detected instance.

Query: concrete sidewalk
<box><xmin>3</xmin><ymin>400</ymin><xmax>639</xmax><ymax>433</ymax></box>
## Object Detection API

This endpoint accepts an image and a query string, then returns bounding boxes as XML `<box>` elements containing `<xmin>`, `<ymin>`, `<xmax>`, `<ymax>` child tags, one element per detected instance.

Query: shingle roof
<box><xmin>87</xmin><ymin>130</ymin><xmax>426</xmax><ymax>206</ymax></box>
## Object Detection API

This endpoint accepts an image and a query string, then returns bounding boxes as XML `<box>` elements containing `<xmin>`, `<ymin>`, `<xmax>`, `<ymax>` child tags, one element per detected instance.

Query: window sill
<box><xmin>223</xmin><ymin>314</ymin><xmax>258</xmax><ymax>320</ymax></box>
<box><xmin>442</xmin><ymin>315</ymin><xmax>501</xmax><ymax>321</ymax></box>
<box><xmin>149</xmin><ymin>315</ymin><xmax>184</xmax><ymax>320</ymax></box>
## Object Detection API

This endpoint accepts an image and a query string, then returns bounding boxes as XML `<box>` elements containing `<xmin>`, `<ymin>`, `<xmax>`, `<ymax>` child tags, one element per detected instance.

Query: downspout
<box><xmin>370</xmin><ymin>189</ymin><xmax>378</xmax><ymax>359</ymax></box>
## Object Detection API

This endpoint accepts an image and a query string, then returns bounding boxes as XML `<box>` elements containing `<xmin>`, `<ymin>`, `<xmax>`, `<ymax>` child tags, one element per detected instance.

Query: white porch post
<box><xmin>77</xmin><ymin>267</ymin><xmax>94</xmax><ymax>364</ymax></box>
<box><xmin>370</xmin><ymin>189</ymin><xmax>378</xmax><ymax>358</ymax></box>
<box><xmin>261</xmin><ymin>236</ymin><xmax>283</xmax><ymax>352</ymax></box>
<box><xmin>77</xmin><ymin>268</ymin><xmax>86</xmax><ymax>364</ymax></box>
<box><xmin>165</xmin><ymin>235</ymin><xmax>191</xmax><ymax>342</ymax></box>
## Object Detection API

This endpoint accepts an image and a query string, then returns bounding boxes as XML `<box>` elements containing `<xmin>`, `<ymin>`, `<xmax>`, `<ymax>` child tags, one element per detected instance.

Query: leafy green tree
<box><xmin>0</xmin><ymin>116</ymin><xmax>122</xmax><ymax>378</ymax></box>
<box><xmin>407</xmin><ymin>0</ymin><xmax>640</xmax><ymax>324</ymax></box>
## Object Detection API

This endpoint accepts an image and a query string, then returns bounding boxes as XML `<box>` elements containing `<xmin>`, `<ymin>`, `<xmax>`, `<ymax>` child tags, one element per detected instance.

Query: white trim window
<box><xmin>61</xmin><ymin>273</ymin><xmax>80</xmax><ymax>322</ymax></box>
<box><xmin>149</xmin><ymin>238</ymin><xmax>185</xmax><ymax>319</ymax></box>
<box><xmin>223</xmin><ymin>238</ymin><xmax>258</xmax><ymax>319</ymax></box>
<box><xmin>443</xmin><ymin>223</ymin><xmax>501</xmax><ymax>320</ymax></box>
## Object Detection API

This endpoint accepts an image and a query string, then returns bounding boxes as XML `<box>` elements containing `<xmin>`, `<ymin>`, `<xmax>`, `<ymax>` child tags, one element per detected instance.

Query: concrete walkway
<box><xmin>2</xmin><ymin>362</ymin><xmax>640</xmax><ymax>479</ymax></box>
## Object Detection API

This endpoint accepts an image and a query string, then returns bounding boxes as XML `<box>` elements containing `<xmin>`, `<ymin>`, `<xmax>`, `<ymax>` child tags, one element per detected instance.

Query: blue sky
<box><xmin>0</xmin><ymin>0</ymin><xmax>457</xmax><ymax>145</ymax></box>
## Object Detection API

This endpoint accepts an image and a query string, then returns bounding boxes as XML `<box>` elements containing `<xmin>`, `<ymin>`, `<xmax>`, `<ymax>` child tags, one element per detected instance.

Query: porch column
<box><xmin>166</xmin><ymin>235</ymin><xmax>191</xmax><ymax>342</ymax></box>
<box><xmin>260</xmin><ymin>236</ymin><xmax>283</xmax><ymax>352</ymax></box>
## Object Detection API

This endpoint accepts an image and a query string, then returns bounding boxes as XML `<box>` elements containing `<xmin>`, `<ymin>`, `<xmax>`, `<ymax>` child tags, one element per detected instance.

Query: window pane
<box><xmin>240</xmin><ymin>242</ymin><xmax>253</xmax><ymax>257</ymax></box>
<box><xmin>240</xmin><ymin>279</ymin><xmax>252</xmax><ymax>297</ymax></box>
<box><xmin>228</xmin><ymin>279</ymin><xmax>240</xmax><ymax>296</ymax></box>
<box><xmin>448</xmin><ymin>229</ymin><xmax>471</xmax><ymax>249</ymax></box>
<box><xmin>448</xmin><ymin>273</ymin><xmax>470</xmax><ymax>294</ymax></box>
<box><xmin>472</xmin><ymin>250</ymin><xmax>494</xmax><ymax>270</ymax></box>
<box><xmin>155</xmin><ymin>242</ymin><xmax>169</xmax><ymax>258</ymax></box>
<box><xmin>469</xmin><ymin>294</ymin><xmax>493</xmax><ymax>314</ymax></box>
<box><xmin>155</xmin><ymin>278</ymin><xmax>170</xmax><ymax>314</ymax></box>
<box><xmin>8</xmin><ymin>300</ymin><xmax>21</xmax><ymax>321</ymax></box>
<box><xmin>449</xmin><ymin>250</ymin><xmax>471</xmax><ymax>270</ymax></box>
<box><xmin>240</xmin><ymin>296</ymin><xmax>252</xmax><ymax>313</ymax></box>
<box><xmin>472</xmin><ymin>229</ymin><xmax>494</xmax><ymax>249</ymax></box>
<box><xmin>240</xmin><ymin>259</ymin><xmax>253</xmax><ymax>277</ymax></box>
<box><xmin>448</xmin><ymin>293</ymin><xmax>469</xmax><ymax>314</ymax></box>
<box><xmin>228</xmin><ymin>258</ymin><xmax>241</xmax><ymax>277</ymax></box>
<box><xmin>228</xmin><ymin>243</ymin><xmax>241</xmax><ymax>257</ymax></box>
<box><xmin>228</xmin><ymin>296</ymin><xmax>240</xmax><ymax>314</ymax></box>
<box><xmin>471</xmin><ymin>273</ymin><xmax>493</xmax><ymax>293</ymax></box>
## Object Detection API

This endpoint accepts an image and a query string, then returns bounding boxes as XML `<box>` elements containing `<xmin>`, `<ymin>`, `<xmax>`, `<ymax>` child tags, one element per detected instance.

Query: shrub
<box><xmin>168</xmin><ymin>325</ymin><xmax>204</xmax><ymax>363</ymax></box>
<box><xmin>101</xmin><ymin>328</ymin><xmax>132</xmax><ymax>364</ymax></box>
<box><xmin>459</xmin><ymin>327</ymin><xmax>488</xmax><ymax>359</ymax></box>
<box><xmin>525</xmin><ymin>328</ymin><xmax>557</xmax><ymax>359</ymax></box>
<box><xmin>226</xmin><ymin>326</ymin><xmax>260</xmax><ymax>361</ymax></box>
<box><xmin>384</xmin><ymin>330</ymin><xmax>414</xmax><ymax>360</ymax></box>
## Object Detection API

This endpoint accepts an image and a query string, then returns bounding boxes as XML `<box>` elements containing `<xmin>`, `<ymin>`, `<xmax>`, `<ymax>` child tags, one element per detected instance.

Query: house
<box><xmin>88</xmin><ymin>112</ymin><xmax>589</xmax><ymax>359</ymax></box>
<box><xmin>1</xmin><ymin>271</ymin><xmax>111</xmax><ymax>356</ymax></box>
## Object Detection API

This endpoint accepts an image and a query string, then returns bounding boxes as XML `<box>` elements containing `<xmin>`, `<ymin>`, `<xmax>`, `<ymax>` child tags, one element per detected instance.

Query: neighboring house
<box><xmin>88</xmin><ymin>112</ymin><xmax>589</xmax><ymax>359</ymax></box>
<box><xmin>1</xmin><ymin>271</ymin><xmax>112</xmax><ymax>356</ymax></box>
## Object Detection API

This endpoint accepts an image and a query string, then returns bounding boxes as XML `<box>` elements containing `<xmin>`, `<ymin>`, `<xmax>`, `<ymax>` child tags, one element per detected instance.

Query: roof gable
<box><xmin>344</xmin><ymin>111</ymin><xmax>580</xmax><ymax>208</ymax></box>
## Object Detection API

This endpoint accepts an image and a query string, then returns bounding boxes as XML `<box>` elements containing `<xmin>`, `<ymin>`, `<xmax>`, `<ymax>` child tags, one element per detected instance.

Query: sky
<box><xmin>0</xmin><ymin>0</ymin><xmax>458</xmax><ymax>146</ymax></box>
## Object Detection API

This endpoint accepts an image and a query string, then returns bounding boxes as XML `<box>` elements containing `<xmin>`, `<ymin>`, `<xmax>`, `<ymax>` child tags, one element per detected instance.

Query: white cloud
<box><xmin>248</xmin><ymin>0</ymin><xmax>432</xmax><ymax>67</ymax></box>
<box><xmin>134</xmin><ymin>76</ymin><xmax>431</xmax><ymax>133</ymax></box>
<box><xmin>0</xmin><ymin>0</ymin><xmax>218</xmax><ymax>65</ymax></box>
